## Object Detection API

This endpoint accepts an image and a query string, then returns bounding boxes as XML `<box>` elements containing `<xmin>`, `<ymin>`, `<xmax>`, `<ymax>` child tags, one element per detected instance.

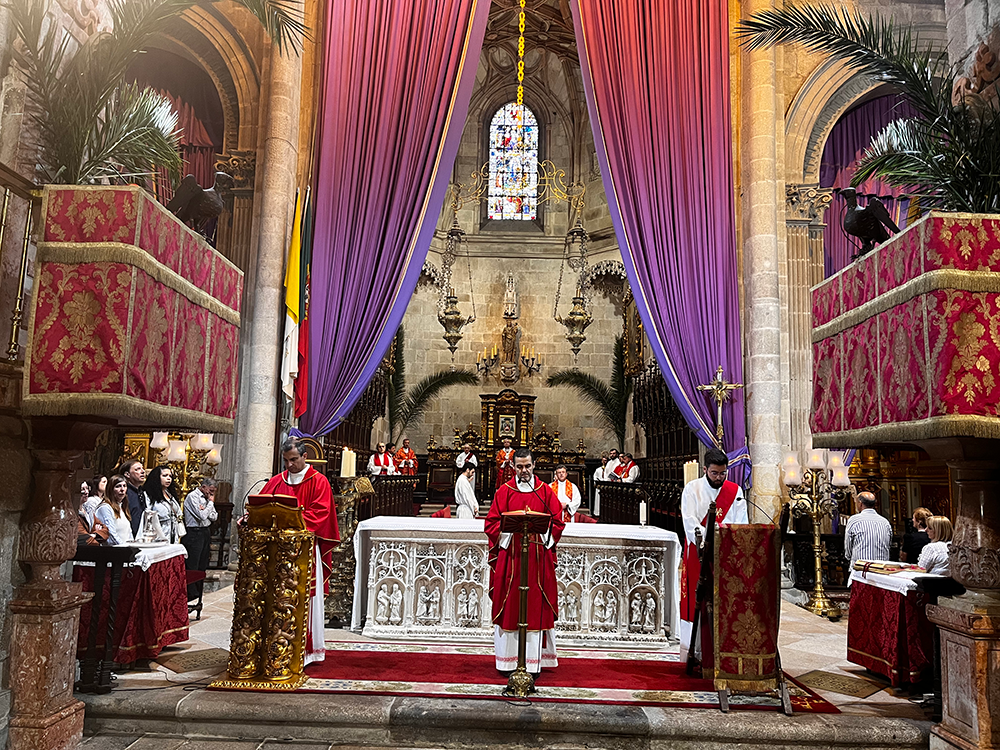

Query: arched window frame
<box><xmin>480</xmin><ymin>99</ymin><xmax>546</xmax><ymax>232</ymax></box>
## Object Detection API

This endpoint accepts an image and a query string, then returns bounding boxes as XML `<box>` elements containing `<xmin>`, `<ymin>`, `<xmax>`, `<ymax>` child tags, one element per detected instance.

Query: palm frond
<box><xmin>395</xmin><ymin>370</ymin><xmax>479</xmax><ymax>443</ymax></box>
<box><xmin>231</xmin><ymin>0</ymin><xmax>309</xmax><ymax>55</ymax></box>
<box><xmin>736</xmin><ymin>3</ymin><xmax>948</xmax><ymax>123</ymax></box>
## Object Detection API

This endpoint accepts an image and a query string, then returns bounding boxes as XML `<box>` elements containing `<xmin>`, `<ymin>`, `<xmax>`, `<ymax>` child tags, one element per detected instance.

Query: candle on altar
<box><xmin>639</xmin><ymin>500</ymin><xmax>648</xmax><ymax>527</ymax></box>
<box><xmin>683</xmin><ymin>460</ymin><xmax>698</xmax><ymax>485</ymax></box>
<box><xmin>340</xmin><ymin>447</ymin><xmax>356</xmax><ymax>478</ymax></box>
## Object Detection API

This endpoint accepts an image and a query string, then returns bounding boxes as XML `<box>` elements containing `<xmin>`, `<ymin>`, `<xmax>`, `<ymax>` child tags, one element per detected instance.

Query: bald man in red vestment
<box><xmin>261</xmin><ymin>437</ymin><xmax>340</xmax><ymax>665</ymax></box>
<box><xmin>485</xmin><ymin>447</ymin><xmax>565</xmax><ymax>675</ymax></box>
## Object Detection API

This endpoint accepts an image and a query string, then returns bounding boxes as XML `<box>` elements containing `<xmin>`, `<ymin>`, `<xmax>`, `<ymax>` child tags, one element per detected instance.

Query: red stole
<box><xmin>373</xmin><ymin>452</ymin><xmax>391</xmax><ymax>474</ymax></box>
<box><xmin>614</xmin><ymin>460</ymin><xmax>634</xmax><ymax>478</ymax></box>
<box><xmin>680</xmin><ymin>480</ymin><xmax>739</xmax><ymax>622</ymax></box>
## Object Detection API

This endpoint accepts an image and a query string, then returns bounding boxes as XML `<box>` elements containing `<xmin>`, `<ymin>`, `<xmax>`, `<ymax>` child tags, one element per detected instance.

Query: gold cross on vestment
<box><xmin>696</xmin><ymin>366</ymin><xmax>743</xmax><ymax>444</ymax></box>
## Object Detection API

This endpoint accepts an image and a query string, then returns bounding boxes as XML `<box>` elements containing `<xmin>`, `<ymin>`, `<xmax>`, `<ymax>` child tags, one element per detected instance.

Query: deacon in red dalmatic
<box><xmin>485</xmin><ymin>447</ymin><xmax>565</xmax><ymax>674</ymax></box>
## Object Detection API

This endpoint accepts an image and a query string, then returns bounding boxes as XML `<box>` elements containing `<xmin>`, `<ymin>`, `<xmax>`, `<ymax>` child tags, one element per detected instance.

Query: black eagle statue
<box><xmin>166</xmin><ymin>171</ymin><xmax>235</xmax><ymax>236</ymax></box>
<box><xmin>840</xmin><ymin>187</ymin><xmax>900</xmax><ymax>257</ymax></box>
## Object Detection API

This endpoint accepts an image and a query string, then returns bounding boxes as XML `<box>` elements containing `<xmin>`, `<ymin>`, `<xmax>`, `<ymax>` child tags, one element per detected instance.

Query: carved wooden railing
<box><xmin>596</xmin><ymin>481</ymin><xmax>645</xmax><ymax>525</ymax></box>
<box><xmin>596</xmin><ymin>479</ymin><xmax>682</xmax><ymax>536</ymax></box>
<box><xmin>359</xmin><ymin>475</ymin><xmax>416</xmax><ymax>521</ymax></box>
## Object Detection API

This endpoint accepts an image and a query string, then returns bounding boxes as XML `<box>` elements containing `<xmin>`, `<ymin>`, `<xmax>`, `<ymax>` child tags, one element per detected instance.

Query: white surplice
<box><xmin>454</xmin><ymin>473</ymin><xmax>478</xmax><ymax>519</ymax></box>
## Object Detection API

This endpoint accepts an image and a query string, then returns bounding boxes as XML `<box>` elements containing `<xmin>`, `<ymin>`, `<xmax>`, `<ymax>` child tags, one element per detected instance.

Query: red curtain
<box><xmin>154</xmin><ymin>91</ymin><xmax>217</xmax><ymax>202</ymax></box>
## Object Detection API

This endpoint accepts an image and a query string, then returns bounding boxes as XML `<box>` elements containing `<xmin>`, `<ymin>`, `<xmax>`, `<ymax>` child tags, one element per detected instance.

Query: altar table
<box><xmin>74</xmin><ymin>543</ymin><xmax>190</xmax><ymax>667</ymax></box>
<box><xmin>847</xmin><ymin>569</ymin><xmax>942</xmax><ymax>686</ymax></box>
<box><xmin>352</xmin><ymin>517</ymin><xmax>680</xmax><ymax>646</ymax></box>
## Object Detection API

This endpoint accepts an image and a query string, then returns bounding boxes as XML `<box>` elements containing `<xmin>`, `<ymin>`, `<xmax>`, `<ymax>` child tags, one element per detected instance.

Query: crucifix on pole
<box><xmin>696</xmin><ymin>365</ymin><xmax>743</xmax><ymax>445</ymax></box>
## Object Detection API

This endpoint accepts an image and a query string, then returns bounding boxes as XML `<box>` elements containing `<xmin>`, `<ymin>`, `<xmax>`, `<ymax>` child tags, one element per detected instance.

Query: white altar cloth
<box><xmin>352</xmin><ymin>517</ymin><xmax>680</xmax><ymax>645</ymax></box>
<box><xmin>849</xmin><ymin>568</ymin><xmax>943</xmax><ymax>595</ymax></box>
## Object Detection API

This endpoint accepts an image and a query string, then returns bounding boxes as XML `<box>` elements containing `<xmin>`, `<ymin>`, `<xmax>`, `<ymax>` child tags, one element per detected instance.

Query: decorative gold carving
<box><xmin>228</xmin><ymin>533</ymin><xmax>268</xmax><ymax>679</ymax></box>
<box><xmin>785</xmin><ymin>184</ymin><xmax>833</xmax><ymax>223</ymax></box>
<box><xmin>265</xmin><ymin>531</ymin><xmax>312</xmax><ymax>679</ymax></box>
<box><xmin>326</xmin><ymin>489</ymin><xmax>359</xmax><ymax>625</ymax></box>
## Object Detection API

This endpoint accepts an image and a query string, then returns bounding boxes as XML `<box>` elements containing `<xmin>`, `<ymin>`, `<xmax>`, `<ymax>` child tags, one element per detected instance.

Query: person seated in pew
<box><xmin>918</xmin><ymin>515</ymin><xmax>954</xmax><ymax>575</ymax></box>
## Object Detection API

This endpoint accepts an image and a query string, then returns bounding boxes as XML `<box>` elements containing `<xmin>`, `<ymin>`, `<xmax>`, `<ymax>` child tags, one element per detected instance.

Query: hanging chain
<box><xmin>516</xmin><ymin>0</ymin><xmax>526</xmax><ymax>107</ymax></box>
<box><xmin>466</xmin><ymin>238</ymin><xmax>477</xmax><ymax>322</ymax></box>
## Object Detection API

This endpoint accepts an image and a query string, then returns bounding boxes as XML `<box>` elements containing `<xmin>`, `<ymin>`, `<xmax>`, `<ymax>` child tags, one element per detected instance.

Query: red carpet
<box><xmin>295</xmin><ymin>649</ymin><xmax>839</xmax><ymax>713</ymax></box>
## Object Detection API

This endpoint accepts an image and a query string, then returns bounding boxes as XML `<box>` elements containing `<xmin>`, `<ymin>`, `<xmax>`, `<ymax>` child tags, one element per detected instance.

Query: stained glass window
<box><xmin>488</xmin><ymin>103</ymin><xmax>538</xmax><ymax>220</ymax></box>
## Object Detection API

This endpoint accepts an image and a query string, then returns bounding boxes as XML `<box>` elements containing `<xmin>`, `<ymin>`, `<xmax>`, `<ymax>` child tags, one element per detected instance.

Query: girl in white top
<box><xmin>95</xmin><ymin>475</ymin><xmax>134</xmax><ymax>546</ymax></box>
<box><xmin>918</xmin><ymin>515</ymin><xmax>954</xmax><ymax>575</ymax></box>
<box><xmin>144</xmin><ymin>466</ymin><xmax>183</xmax><ymax>543</ymax></box>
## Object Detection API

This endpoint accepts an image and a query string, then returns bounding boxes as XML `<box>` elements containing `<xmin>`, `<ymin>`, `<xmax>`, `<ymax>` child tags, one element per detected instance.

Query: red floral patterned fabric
<box><xmin>26</xmin><ymin>186</ymin><xmax>243</xmax><ymax>429</ymax></box>
<box><xmin>74</xmin><ymin>556</ymin><xmax>189</xmax><ymax>663</ymax></box>
<box><xmin>811</xmin><ymin>213</ymin><xmax>1000</xmax><ymax>442</ymax></box>
<box><xmin>847</xmin><ymin>581</ymin><xmax>933</xmax><ymax>686</ymax></box>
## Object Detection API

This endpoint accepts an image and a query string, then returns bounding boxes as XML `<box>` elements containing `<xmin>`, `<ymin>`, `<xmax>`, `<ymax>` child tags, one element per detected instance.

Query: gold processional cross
<box><xmin>696</xmin><ymin>366</ymin><xmax>744</xmax><ymax>443</ymax></box>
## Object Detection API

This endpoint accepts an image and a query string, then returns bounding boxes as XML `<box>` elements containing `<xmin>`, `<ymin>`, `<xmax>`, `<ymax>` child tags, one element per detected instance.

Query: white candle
<box><xmin>639</xmin><ymin>500</ymin><xmax>648</xmax><ymax>526</ymax></box>
<box><xmin>683</xmin><ymin>460</ymin><xmax>698</xmax><ymax>485</ymax></box>
<box><xmin>340</xmin><ymin>448</ymin><xmax>350</xmax><ymax>478</ymax></box>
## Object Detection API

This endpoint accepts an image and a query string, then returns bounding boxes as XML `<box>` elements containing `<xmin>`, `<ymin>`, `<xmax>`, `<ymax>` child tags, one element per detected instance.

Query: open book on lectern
<box><xmin>500</xmin><ymin>509</ymin><xmax>552</xmax><ymax>534</ymax></box>
<box><xmin>246</xmin><ymin>493</ymin><xmax>306</xmax><ymax>531</ymax></box>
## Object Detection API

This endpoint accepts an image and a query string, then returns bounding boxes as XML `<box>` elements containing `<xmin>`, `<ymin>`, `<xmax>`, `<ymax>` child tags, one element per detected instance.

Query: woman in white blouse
<box><xmin>95</xmin><ymin>475</ymin><xmax>134</xmax><ymax>546</ymax></box>
<box><xmin>918</xmin><ymin>515</ymin><xmax>954</xmax><ymax>575</ymax></box>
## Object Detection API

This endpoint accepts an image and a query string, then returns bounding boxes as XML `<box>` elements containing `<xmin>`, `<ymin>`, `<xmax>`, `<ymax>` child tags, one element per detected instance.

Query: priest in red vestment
<box><xmin>678</xmin><ymin>447</ymin><xmax>747</xmax><ymax>661</ymax></box>
<box><xmin>494</xmin><ymin>436</ymin><xmax>515</xmax><ymax>489</ymax></box>
<box><xmin>393</xmin><ymin>438</ymin><xmax>417</xmax><ymax>476</ymax></box>
<box><xmin>261</xmin><ymin>438</ymin><xmax>340</xmax><ymax>665</ymax></box>
<box><xmin>485</xmin><ymin>447</ymin><xmax>565</xmax><ymax>674</ymax></box>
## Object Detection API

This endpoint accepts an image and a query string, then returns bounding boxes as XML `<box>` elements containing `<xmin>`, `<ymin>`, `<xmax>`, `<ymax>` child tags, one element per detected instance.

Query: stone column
<box><xmin>742</xmin><ymin>0</ymin><xmax>783</xmax><ymax>521</ymax></box>
<box><xmin>229</xmin><ymin>46</ymin><xmax>303</xmax><ymax>559</ymax></box>
<box><xmin>784</xmin><ymin>185</ymin><xmax>831</xmax><ymax>452</ymax></box>
<box><xmin>920</xmin><ymin>438</ymin><xmax>1000</xmax><ymax>750</ymax></box>
<box><xmin>7</xmin><ymin>419</ymin><xmax>104</xmax><ymax>750</ymax></box>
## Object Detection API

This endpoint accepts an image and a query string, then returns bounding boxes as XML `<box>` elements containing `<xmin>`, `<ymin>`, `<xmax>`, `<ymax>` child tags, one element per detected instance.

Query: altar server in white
<box><xmin>592</xmin><ymin>451</ymin><xmax>609</xmax><ymax>517</ymax></box>
<box><xmin>678</xmin><ymin>448</ymin><xmax>747</xmax><ymax>661</ymax></box>
<box><xmin>456</xmin><ymin>443</ymin><xmax>478</xmax><ymax>469</ymax></box>
<box><xmin>368</xmin><ymin>443</ymin><xmax>397</xmax><ymax>476</ymax></box>
<box><xmin>454</xmin><ymin>465</ymin><xmax>479</xmax><ymax>519</ymax></box>
<box><xmin>550</xmin><ymin>464</ymin><xmax>581</xmax><ymax>523</ymax></box>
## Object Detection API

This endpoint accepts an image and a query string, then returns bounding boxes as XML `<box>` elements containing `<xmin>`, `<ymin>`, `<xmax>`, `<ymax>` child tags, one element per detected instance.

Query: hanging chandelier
<box><xmin>553</xmin><ymin>217</ymin><xmax>593</xmax><ymax>358</ymax></box>
<box><xmin>436</xmin><ymin>194</ymin><xmax>477</xmax><ymax>363</ymax></box>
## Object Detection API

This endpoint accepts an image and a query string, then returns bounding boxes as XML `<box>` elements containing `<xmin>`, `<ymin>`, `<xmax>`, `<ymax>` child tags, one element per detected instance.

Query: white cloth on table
<box><xmin>493</xmin><ymin>625</ymin><xmax>557</xmax><ymax>672</ymax></box>
<box><xmin>918</xmin><ymin>541</ymin><xmax>951</xmax><ymax>576</ymax></box>
<box><xmin>849</xmin><ymin>567</ymin><xmax>944</xmax><ymax>594</ymax></box>
<box><xmin>454</xmin><ymin>473</ymin><xmax>478</xmax><ymax>519</ymax></box>
<box><xmin>95</xmin><ymin>504</ymin><xmax>134</xmax><ymax>546</ymax></box>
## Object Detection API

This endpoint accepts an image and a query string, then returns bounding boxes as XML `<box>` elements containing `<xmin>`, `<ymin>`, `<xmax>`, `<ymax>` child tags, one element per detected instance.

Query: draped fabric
<box><xmin>154</xmin><ymin>91</ymin><xmax>217</xmax><ymax>203</ymax></box>
<box><xmin>820</xmin><ymin>95</ymin><xmax>917</xmax><ymax>277</ymax></box>
<box><xmin>300</xmin><ymin>0</ymin><xmax>490</xmax><ymax>435</ymax></box>
<box><xmin>570</xmin><ymin>0</ymin><xmax>747</xmax><ymax>467</ymax></box>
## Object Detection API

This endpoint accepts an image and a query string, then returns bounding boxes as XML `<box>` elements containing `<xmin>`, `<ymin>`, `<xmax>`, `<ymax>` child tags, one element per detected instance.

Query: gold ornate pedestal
<box><xmin>211</xmin><ymin>500</ymin><xmax>314</xmax><ymax>691</ymax></box>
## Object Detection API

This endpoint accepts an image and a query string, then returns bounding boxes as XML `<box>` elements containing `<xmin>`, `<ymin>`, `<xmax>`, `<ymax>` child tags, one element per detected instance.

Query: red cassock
<box><xmin>394</xmin><ymin>448</ymin><xmax>417</xmax><ymax>476</ymax></box>
<box><xmin>494</xmin><ymin>449</ymin><xmax>515</xmax><ymax>488</ymax></box>
<box><xmin>484</xmin><ymin>477</ymin><xmax>565</xmax><ymax>631</ymax></box>
<box><xmin>261</xmin><ymin>466</ymin><xmax>340</xmax><ymax>593</ymax></box>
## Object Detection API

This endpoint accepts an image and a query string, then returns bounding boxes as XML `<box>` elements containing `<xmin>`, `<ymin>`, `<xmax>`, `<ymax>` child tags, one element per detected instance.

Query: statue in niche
<box><xmin>643</xmin><ymin>593</ymin><xmax>656</xmax><ymax>632</ymax></box>
<box><xmin>565</xmin><ymin>590</ymin><xmax>579</xmax><ymax>625</ymax></box>
<box><xmin>558</xmin><ymin>589</ymin><xmax>566</xmax><ymax>619</ymax></box>
<box><xmin>501</xmin><ymin>318</ymin><xmax>519</xmax><ymax>362</ymax></box>
<box><xmin>417</xmin><ymin>585</ymin><xmax>430</xmax><ymax>619</ymax></box>
<box><xmin>604</xmin><ymin>593</ymin><xmax>618</xmax><ymax>629</ymax></box>
<box><xmin>376</xmin><ymin>584</ymin><xmax>390</xmax><ymax>624</ymax></box>
<box><xmin>430</xmin><ymin>587</ymin><xmax>441</xmax><ymax>621</ymax></box>
<box><xmin>630</xmin><ymin>592</ymin><xmax>642</xmax><ymax>629</ymax></box>
<box><xmin>458</xmin><ymin>588</ymin><xmax>468</xmax><ymax>621</ymax></box>
<box><xmin>592</xmin><ymin>589</ymin><xmax>606</xmax><ymax>625</ymax></box>
<box><xmin>468</xmin><ymin>588</ymin><xmax>480</xmax><ymax>623</ymax></box>
<box><xmin>389</xmin><ymin>583</ymin><xmax>403</xmax><ymax>625</ymax></box>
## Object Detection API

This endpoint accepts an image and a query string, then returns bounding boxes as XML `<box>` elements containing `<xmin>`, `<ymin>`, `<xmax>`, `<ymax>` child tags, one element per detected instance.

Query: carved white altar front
<box><xmin>351</xmin><ymin>518</ymin><xmax>680</xmax><ymax>646</ymax></box>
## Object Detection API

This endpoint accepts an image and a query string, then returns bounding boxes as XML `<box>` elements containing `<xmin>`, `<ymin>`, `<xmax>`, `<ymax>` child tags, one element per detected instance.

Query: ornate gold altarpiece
<box><xmin>212</xmin><ymin>497</ymin><xmax>314</xmax><ymax>690</ymax></box>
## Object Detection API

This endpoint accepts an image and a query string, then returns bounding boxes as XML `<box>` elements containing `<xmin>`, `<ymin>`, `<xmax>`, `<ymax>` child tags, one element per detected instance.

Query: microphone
<box><xmin>241</xmin><ymin>478</ymin><xmax>268</xmax><ymax>505</ymax></box>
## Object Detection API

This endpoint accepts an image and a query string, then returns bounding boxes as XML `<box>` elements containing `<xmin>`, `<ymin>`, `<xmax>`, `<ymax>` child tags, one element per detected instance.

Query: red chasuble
<box><xmin>261</xmin><ymin>466</ymin><xmax>340</xmax><ymax>593</ymax></box>
<box><xmin>485</xmin><ymin>477</ymin><xmax>565</xmax><ymax>631</ymax></box>
<box><xmin>494</xmin><ymin>448</ymin><xmax>515</xmax><ymax>488</ymax></box>
<box><xmin>394</xmin><ymin>448</ymin><xmax>417</xmax><ymax>476</ymax></box>
<box><xmin>680</xmin><ymin>479</ymin><xmax>739</xmax><ymax>623</ymax></box>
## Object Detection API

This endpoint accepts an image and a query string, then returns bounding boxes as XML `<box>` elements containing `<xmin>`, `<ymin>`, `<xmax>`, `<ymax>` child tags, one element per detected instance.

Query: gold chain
<box><xmin>516</xmin><ymin>0</ymin><xmax>526</xmax><ymax>106</ymax></box>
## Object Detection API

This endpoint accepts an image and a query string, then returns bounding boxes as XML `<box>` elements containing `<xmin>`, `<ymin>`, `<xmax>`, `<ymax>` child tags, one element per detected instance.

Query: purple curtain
<box><xmin>821</xmin><ymin>95</ymin><xmax>917</xmax><ymax>276</ymax></box>
<box><xmin>570</xmin><ymin>0</ymin><xmax>747</xmax><ymax>467</ymax></box>
<box><xmin>300</xmin><ymin>0</ymin><xmax>490</xmax><ymax>435</ymax></box>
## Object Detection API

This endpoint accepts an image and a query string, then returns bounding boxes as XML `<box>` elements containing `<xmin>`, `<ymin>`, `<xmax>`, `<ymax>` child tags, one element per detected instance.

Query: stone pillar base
<box><xmin>927</xmin><ymin>591</ymin><xmax>1000</xmax><ymax>750</ymax></box>
<box><xmin>8</xmin><ymin>700</ymin><xmax>85</xmax><ymax>750</ymax></box>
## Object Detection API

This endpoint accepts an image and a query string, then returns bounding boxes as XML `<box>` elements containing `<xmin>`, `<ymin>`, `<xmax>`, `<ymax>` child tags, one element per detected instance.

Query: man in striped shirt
<box><xmin>843</xmin><ymin>491</ymin><xmax>892</xmax><ymax>583</ymax></box>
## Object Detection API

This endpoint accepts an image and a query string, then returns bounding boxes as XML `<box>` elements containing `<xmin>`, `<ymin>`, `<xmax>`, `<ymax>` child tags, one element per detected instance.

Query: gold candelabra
<box><xmin>782</xmin><ymin>449</ymin><xmax>852</xmax><ymax>621</ymax></box>
<box><xmin>150</xmin><ymin>431</ymin><xmax>222</xmax><ymax>497</ymax></box>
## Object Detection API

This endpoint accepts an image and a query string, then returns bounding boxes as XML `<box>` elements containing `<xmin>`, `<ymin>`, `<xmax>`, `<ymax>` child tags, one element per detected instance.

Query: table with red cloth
<box><xmin>847</xmin><ymin>569</ymin><xmax>942</xmax><ymax>687</ymax></box>
<box><xmin>74</xmin><ymin>543</ymin><xmax>190</xmax><ymax>664</ymax></box>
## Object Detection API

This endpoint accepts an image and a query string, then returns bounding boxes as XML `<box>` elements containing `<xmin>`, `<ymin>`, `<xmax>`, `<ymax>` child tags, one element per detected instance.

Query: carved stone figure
<box><xmin>643</xmin><ymin>593</ymin><xmax>656</xmax><ymax>632</ymax></box>
<box><xmin>592</xmin><ymin>589</ymin><xmax>606</xmax><ymax>625</ymax></box>
<box><xmin>604</xmin><ymin>593</ymin><xmax>618</xmax><ymax>629</ymax></box>
<box><xmin>558</xmin><ymin>589</ymin><xmax>565</xmax><ymax>619</ymax></box>
<box><xmin>630</xmin><ymin>592</ymin><xmax>642</xmax><ymax>628</ymax></box>
<box><xmin>566</xmin><ymin>590</ymin><xmax>579</xmax><ymax>624</ymax></box>
<box><xmin>389</xmin><ymin>583</ymin><xmax>402</xmax><ymax>625</ymax></box>
<box><xmin>458</xmin><ymin>587</ymin><xmax>468</xmax><ymax>621</ymax></box>
<box><xmin>430</xmin><ymin>587</ymin><xmax>441</xmax><ymax>621</ymax></box>
<box><xmin>417</xmin><ymin>585</ymin><xmax>430</xmax><ymax>619</ymax></box>
<box><xmin>376</xmin><ymin>584</ymin><xmax>390</xmax><ymax>624</ymax></box>
<box><xmin>468</xmin><ymin>588</ymin><xmax>480</xmax><ymax>623</ymax></box>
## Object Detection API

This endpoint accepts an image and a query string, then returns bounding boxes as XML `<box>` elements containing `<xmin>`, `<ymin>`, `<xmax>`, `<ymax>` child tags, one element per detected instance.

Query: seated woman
<box><xmin>917</xmin><ymin>515</ymin><xmax>954</xmax><ymax>575</ymax></box>
<box><xmin>900</xmin><ymin>506</ymin><xmax>932</xmax><ymax>562</ymax></box>
<box><xmin>95</xmin><ymin>475</ymin><xmax>134</xmax><ymax>546</ymax></box>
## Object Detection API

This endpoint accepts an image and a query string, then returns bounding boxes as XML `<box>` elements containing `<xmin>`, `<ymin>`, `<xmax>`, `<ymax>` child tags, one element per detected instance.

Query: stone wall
<box><xmin>946</xmin><ymin>0</ymin><xmax>998</xmax><ymax>71</ymax></box>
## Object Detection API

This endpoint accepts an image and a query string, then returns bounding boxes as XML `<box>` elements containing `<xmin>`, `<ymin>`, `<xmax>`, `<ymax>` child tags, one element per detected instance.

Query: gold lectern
<box><xmin>211</xmin><ymin>494</ymin><xmax>315</xmax><ymax>691</ymax></box>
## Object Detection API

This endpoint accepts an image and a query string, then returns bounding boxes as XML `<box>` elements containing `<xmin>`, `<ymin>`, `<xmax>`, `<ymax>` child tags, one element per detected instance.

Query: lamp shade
<box><xmin>782</xmin><ymin>464</ymin><xmax>803</xmax><ymax>487</ymax></box>
<box><xmin>165</xmin><ymin>439</ymin><xmax>188</xmax><ymax>463</ymax></box>
<box><xmin>205</xmin><ymin>443</ymin><xmax>222</xmax><ymax>465</ymax></box>
<box><xmin>191</xmin><ymin>433</ymin><xmax>214</xmax><ymax>451</ymax></box>
<box><xmin>828</xmin><ymin>451</ymin><xmax>845</xmax><ymax>469</ymax></box>
<box><xmin>781</xmin><ymin>451</ymin><xmax>800</xmax><ymax>468</ymax></box>
<box><xmin>805</xmin><ymin>449</ymin><xmax>827</xmax><ymax>470</ymax></box>
<box><xmin>831</xmin><ymin>466</ymin><xmax>851</xmax><ymax>487</ymax></box>
<box><xmin>150</xmin><ymin>431</ymin><xmax>169</xmax><ymax>451</ymax></box>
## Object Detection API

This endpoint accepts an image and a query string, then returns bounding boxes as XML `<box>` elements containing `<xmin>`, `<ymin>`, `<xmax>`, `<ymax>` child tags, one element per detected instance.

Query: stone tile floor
<box><xmin>79</xmin><ymin>577</ymin><xmax>933</xmax><ymax>748</ymax></box>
